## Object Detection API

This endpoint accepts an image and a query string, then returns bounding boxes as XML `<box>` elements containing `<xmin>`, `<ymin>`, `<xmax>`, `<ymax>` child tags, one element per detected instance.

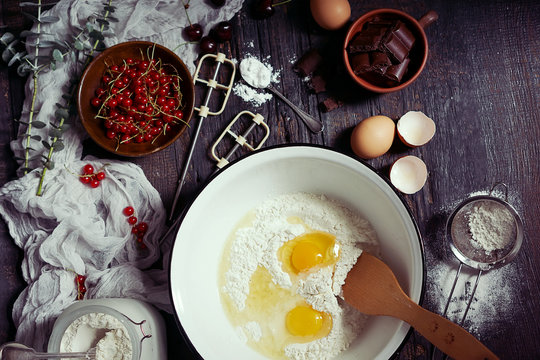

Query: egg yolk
<box><xmin>291</xmin><ymin>241</ymin><xmax>324</xmax><ymax>272</ymax></box>
<box><xmin>279</xmin><ymin>231</ymin><xmax>339</xmax><ymax>274</ymax></box>
<box><xmin>286</xmin><ymin>306</ymin><xmax>324</xmax><ymax>336</ymax></box>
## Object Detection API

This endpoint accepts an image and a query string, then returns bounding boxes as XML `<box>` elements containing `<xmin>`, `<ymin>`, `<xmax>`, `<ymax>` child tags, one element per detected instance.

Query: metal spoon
<box><xmin>0</xmin><ymin>342</ymin><xmax>96</xmax><ymax>360</ymax></box>
<box><xmin>239</xmin><ymin>66</ymin><xmax>324</xmax><ymax>133</ymax></box>
<box><xmin>342</xmin><ymin>253</ymin><xmax>499</xmax><ymax>360</ymax></box>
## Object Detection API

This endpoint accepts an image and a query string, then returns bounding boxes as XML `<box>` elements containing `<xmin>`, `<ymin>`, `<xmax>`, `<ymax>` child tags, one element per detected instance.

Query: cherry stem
<box><xmin>273</xmin><ymin>0</ymin><xmax>292</xmax><ymax>7</ymax></box>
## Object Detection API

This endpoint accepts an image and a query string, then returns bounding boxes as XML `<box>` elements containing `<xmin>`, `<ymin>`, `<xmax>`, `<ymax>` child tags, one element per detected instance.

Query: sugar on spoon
<box><xmin>0</xmin><ymin>342</ymin><xmax>96</xmax><ymax>360</ymax></box>
<box><xmin>239</xmin><ymin>57</ymin><xmax>324</xmax><ymax>133</ymax></box>
<box><xmin>342</xmin><ymin>252</ymin><xmax>499</xmax><ymax>360</ymax></box>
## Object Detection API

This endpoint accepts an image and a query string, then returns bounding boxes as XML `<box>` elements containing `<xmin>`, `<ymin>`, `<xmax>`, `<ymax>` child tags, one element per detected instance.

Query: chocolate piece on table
<box><xmin>370</xmin><ymin>51</ymin><xmax>391</xmax><ymax>73</ymax></box>
<box><xmin>294</xmin><ymin>49</ymin><xmax>323</xmax><ymax>77</ymax></box>
<box><xmin>349</xmin><ymin>52</ymin><xmax>371</xmax><ymax>75</ymax></box>
<box><xmin>320</xmin><ymin>97</ymin><xmax>344</xmax><ymax>112</ymax></box>
<box><xmin>348</xmin><ymin>25</ymin><xmax>387</xmax><ymax>53</ymax></box>
<box><xmin>308</xmin><ymin>74</ymin><xmax>327</xmax><ymax>93</ymax></box>
<box><xmin>383</xmin><ymin>57</ymin><xmax>411</xmax><ymax>82</ymax></box>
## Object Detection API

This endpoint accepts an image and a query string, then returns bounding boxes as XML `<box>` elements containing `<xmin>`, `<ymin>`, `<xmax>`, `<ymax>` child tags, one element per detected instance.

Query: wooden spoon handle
<box><xmin>405</xmin><ymin>303</ymin><xmax>499</xmax><ymax>360</ymax></box>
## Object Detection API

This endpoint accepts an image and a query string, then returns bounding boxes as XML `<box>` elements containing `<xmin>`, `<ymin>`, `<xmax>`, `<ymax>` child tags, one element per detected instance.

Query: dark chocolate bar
<box><xmin>294</xmin><ymin>49</ymin><xmax>323</xmax><ymax>77</ymax></box>
<box><xmin>381</xmin><ymin>21</ymin><xmax>415</xmax><ymax>63</ymax></box>
<box><xmin>348</xmin><ymin>25</ymin><xmax>387</xmax><ymax>52</ymax></box>
<box><xmin>308</xmin><ymin>74</ymin><xmax>326</xmax><ymax>93</ymax></box>
<box><xmin>370</xmin><ymin>51</ymin><xmax>391</xmax><ymax>72</ymax></box>
<box><xmin>320</xmin><ymin>97</ymin><xmax>343</xmax><ymax>112</ymax></box>
<box><xmin>350</xmin><ymin>52</ymin><xmax>371</xmax><ymax>75</ymax></box>
<box><xmin>383</xmin><ymin>57</ymin><xmax>410</xmax><ymax>82</ymax></box>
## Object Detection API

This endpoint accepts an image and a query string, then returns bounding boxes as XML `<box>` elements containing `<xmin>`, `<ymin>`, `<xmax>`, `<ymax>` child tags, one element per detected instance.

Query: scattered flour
<box><xmin>60</xmin><ymin>312</ymin><xmax>132</xmax><ymax>360</ymax></box>
<box><xmin>221</xmin><ymin>192</ymin><xmax>380</xmax><ymax>360</ymax></box>
<box><xmin>233</xmin><ymin>55</ymin><xmax>281</xmax><ymax>107</ymax></box>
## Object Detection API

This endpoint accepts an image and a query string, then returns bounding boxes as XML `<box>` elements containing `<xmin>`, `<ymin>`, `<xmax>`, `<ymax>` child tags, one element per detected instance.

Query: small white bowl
<box><xmin>169</xmin><ymin>145</ymin><xmax>425</xmax><ymax>360</ymax></box>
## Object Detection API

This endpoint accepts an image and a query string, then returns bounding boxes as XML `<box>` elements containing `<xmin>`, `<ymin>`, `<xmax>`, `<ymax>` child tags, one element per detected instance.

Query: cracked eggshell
<box><xmin>396</xmin><ymin>111</ymin><xmax>436</xmax><ymax>147</ymax></box>
<box><xmin>389</xmin><ymin>155</ymin><xmax>427</xmax><ymax>194</ymax></box>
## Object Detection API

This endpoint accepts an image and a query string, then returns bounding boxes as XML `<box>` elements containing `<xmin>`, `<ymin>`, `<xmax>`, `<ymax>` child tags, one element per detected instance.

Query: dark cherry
<box><xmin>213</xmin><ymin>21</ymin><xmax>232</xmax><ymax>42</ymax></box>
<box><xmin>184</xmin><ymin>23</ymin><xmax>203</xmax><ymax>42</ymax></box>
<box><xmin>210</xmin><ymin>0</ymin><xmax>226</xmax><ymax>6</ymax></box>
<box><xmin>254</xmin><ymin>0</ymin><xmax>274</xmax><ymax>19</ymax></box>
<box><xmin>199</xmin><ymin>36</ymin><xmax>217</xmax><ymax>54</ymax></box>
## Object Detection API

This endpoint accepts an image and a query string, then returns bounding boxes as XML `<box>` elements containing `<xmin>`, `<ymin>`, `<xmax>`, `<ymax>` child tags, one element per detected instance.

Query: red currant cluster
<box><xmin>123</xmin><ymin>206</ymin><xmax>149</xmax><ymax>249</ymax></box>
<box><xmin>79</xmin><ymin>164</ymin><xmax>106</xmax><ymax>188</ymax></box>
<box><xmin>75</xmin><ymin>274</ymin><xmax>87</xmax><ymax>300</ymax></box>
<box><xmin>90</xmin><ymin>56</ymin><xmax>185</xmax><ymax>148</ymax></box>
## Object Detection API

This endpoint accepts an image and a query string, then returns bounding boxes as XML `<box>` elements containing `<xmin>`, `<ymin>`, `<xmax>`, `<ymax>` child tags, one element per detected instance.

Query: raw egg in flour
<box><xmin>279</xmin><ymin>231</ymin><xmax>340</xmax><ymax>274</ymax></box>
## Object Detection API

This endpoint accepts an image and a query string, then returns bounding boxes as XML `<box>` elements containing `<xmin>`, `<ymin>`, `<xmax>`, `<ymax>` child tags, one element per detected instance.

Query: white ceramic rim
<box><xmin>169</xmin><ymin>144</ymin><xmax>426</xmax><ymax>360</ymax></box>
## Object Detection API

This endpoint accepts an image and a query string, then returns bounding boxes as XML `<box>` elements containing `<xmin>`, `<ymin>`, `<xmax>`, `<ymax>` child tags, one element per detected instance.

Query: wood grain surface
<box><xmin>1</xmin><ymin>0</ymin><xmax>539</xmax><ymax>359</ymax></box>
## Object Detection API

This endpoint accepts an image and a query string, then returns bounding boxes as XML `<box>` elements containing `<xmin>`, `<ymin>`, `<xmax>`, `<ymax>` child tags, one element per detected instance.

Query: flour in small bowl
<box><xmin>219</xmin><ymin>193</ymin><xmax>380</xmax><ymax>360</ymax></box>
<box><xmin>60</xmin><ymin>312</ymin><xmax>132</xmax><ymax>360</ymax></box>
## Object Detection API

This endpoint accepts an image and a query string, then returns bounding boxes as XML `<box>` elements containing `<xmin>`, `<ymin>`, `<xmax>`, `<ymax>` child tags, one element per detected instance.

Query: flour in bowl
<box><xmin>219</xmin><ymin>192</ymin><xmax>380</xmax><ymax>360</ymax></box>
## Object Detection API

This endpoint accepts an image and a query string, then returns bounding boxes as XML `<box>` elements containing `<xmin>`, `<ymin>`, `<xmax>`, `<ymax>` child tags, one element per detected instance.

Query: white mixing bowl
<box><xmin>169</xmin><ymin>145</ymin><xmax>425</xmax><ymax>360</ymax></box>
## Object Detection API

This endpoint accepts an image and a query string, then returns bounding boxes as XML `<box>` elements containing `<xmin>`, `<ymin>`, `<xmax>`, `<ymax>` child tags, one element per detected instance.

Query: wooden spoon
<box><xmin>342</xmin><ymin>253</ymin><xmax>499</xmax><ymax>360</ymax></box>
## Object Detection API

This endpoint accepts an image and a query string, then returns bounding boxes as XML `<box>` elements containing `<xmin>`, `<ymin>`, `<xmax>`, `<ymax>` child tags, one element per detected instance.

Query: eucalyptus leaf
<box><xmin>62</xmin><ymin>94</ymin><xmax>72</xmax><ymax>101</ymax></box>
<box><xmin>33</xmin><ymin>120</ymin><xmax>47</xmax><ymax>129</ymax></box>
<box><xmin>8</xmin><ymin>51</ymin><xmax>24</xmax><ymax>66</ymax></box>
<box><xmin>13</xmin><ymin>156</ymin><xmax>24</xmax><ymax>161</ymax></box>
<box><xmin>55</xmin><ymin>108</ymin><xmax>69</xmax><ymax>120</ymax></box>
<box><xmin>89</xmin><ymin>30</ymin><xmax>104</xmax><ymax>41</ymax></box>
<box><xmin>16</xmin><ymin>119</ymin><xmax>29</xmax><ymax>125</ymax></box>
<box><xmin>0</xmin><ymin>32</ymin><xmax>15</xmax><ymax>45</ymax></box>
<box><xmin>31</xmin><ymin>135</ymin><xmax>42</xmax><ymax>141</ymax></box>
<box><xmin>107</xmin><ymin>16</ymin><xmax>119</xmax><ymax>22</ymax></box>
<box><xmin>22</xmin><ymin>11</ymin><xmax>38</xmax><ymax>22</ymax></box>
<box><xmin>50</xmin><ymin>60</ymin><xmax>56</xmax><ymax>70</ymax></box>
<box><xmin>96</xmin><ymin>18</ymin><xmax>109</xmax><ymax>26</ymax></box>
<box><xmin>20</xmin><ymin>1</ymin><xmax>58</xmax><ymax>7</ymax></box>
<box><xmin>86</xmin><ymin>23</ymin><xmax>94</xmax><ymax>32</ymax></box>
<box><xmin>74</xmin><ymin>40</ymin><xmax>84</xmax><ymax>51</ymax></box>
<box><xmin>104</xmin><ymin>5</ymin><xmax>116</xmax><ymax>12</ymax></box>
<box><xmin>44</xmin><ymin>161</ymin><xmax>55</xmax><ymax>170</ymax></box>
<box><xmin>52</xmin><ymin>142</ymin><xmax>64</xmax><ymax>152</ymax></box>
<box><xmin>42</xmin><ymin>141</ymin><xmax>51</xmax><ymax>150</ymax></box>
<box><xmin>52</xmin><ymin>49</ymin><xmax>63</xmax><ymax>62</ymax></box>
<box><xmin>49</xmin><ymin>128</ymin><xmax>63</xmax><ymax>138</ymax></box>
<box><xmin>40</xmin><ymin>15</ymin><xmax>60</xmax><ymax>24</ymax></box>
<box><xmin>19</xmin><ymin>30</ymin><xmax>38</xmax><ymax>38</ymax></box>
<box><xmin>2</xmin><ymin>48</ymin><xmax>14</xmax><ymax>63</ymax></box>
<box><xmin>19</xmin><ymin>167</ymin><xmax>34</xmax><ymax>173</ymax></box>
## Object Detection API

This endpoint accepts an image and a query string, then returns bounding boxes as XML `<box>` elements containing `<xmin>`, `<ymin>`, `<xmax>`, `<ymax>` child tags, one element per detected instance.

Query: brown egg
<box><xmin>350</xmin><ymin>115</ymin><xmax>396</xmax><ymax>159</ymax></box>
<box><xmin>310</xmin><ymin>0</ymin><xmax>351</xmax><ymax>30</ymax></box>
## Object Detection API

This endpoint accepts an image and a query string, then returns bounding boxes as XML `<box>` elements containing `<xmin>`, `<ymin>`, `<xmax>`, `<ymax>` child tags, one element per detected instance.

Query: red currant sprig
<box><xmin>79</xmin><ymin>163</ymin><xmax>107</xmax><ymax>188</ymax></box>
<box><xmin>75</xmin><ymin>274</ymin><xmax>87</xmax><ymax>300</ymax></box>
<box><xmin>123</xmin><ymin>206</ymin><xmax>149</xmax><ymax>249</ymax></box>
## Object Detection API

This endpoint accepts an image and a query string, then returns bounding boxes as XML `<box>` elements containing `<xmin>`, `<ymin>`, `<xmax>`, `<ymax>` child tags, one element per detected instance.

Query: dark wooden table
<box><xmin>1</xmin><ymin>0</ymin><xmax>539</xmax><ymax>359</ymax></box>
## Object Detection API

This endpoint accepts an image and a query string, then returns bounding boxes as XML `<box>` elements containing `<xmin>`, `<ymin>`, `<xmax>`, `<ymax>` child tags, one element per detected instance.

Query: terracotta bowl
<box><xmin>343</xmin><ymin>9</ymin><xmax>438</xmax><ymax>93</ymax></box>
<box><xmin>78</xmin><ymin>41</ymin><xmax>195</xmax><ymax>157</ymax></box>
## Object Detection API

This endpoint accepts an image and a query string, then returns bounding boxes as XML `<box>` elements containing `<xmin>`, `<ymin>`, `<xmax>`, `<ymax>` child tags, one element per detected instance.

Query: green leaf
<box><xmin>50</xmin><ymin>61</ymin><xmax>56</xmax><ymax>70</ymax></box>
<box><xmin>107</xmin><ymin>16</ymin><xmax>119</xmax><ymax>22</ymax></box>
<box><xmin>13</xmin><ymin>156</ymin><xmax>24</xmax><ymax>161</ymax></box>
<box><xmin>104</xmin><ymin>5</ymin><xmax>116</xmax><ymax>12</ymax></box>
<box><xmin>0</xmin><ymin>32</ymin><xmax>15</xmax><ymax>45</ymax></box>
<box><xmin>19</xmin><ymin>167</ymin><xmax>34</xmax><ymax>173</ymax></box>
<box><xmin>40</xmin><ymin>15</ymin><xmax>60</xmax><ymax>24</ymax></box>
<box><xmin>52</xmin><ymin>49</ymin><xmax>63</xmax><ymax>62</ymax></box>
<box><xmin>31</xmin><ymin>135</ymin><xmax>42</xmax><ymax>141</ymax></box>
<box><xmin>33</xmin><ymin>120</ymin><xmax>47</xmax><ymax>129</ymax></box>
<box><xmin>42</xmin><ymin>141</ymin><xmax>51</xmax><ymax>150</ymax></box>
<box><xmin>96</xmin><ymin>18</ymin><xmax>109</xmax><ymax>26</ymax></box>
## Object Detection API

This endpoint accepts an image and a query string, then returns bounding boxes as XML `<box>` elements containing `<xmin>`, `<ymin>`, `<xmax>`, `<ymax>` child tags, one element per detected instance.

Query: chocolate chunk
<box><xmin>320</xmin><ymin>97</ymin><xmax>344</xmax><ymax>112</ymax></box>
<box><xmin>393</xmin><ymin>21</ymin><xmax>415</xmax><ymax>49</ymax></box>
<box><xmin>370</xmin><ymin>51</ymin><xmax>391</xmax><ymax>73</ymax></box>
<box><xmin>308</xmin><ymin>74</ymin><xmax>327</xmax><ymax>93</ymax></box>
<box><xmin>349</xmin><ymin>52</ymin><xmax>371</xmax><ymax>75</ymax></box>
<box><xmin>294</xmin><ymin>49</ymin><xmax>323</xmax><ymax>77</ymax></box>
<box><xmin>348</xmin><ymin>25</ymin><xmax>387</xmax><ymax>53</ymax></box>
<box><xmin>383</xmin><ymin>57</ymin><xmax>411</xmax><ymax>82</ymax></box>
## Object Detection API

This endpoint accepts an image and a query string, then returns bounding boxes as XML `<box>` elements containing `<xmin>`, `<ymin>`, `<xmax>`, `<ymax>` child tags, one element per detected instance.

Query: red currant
<box><xmin>128</xmin><ymin>216</ymin><xmax>138</xmax><ymax>225</ymax></box>
<box><xmin>91</xmin><ymin>97</ymin><xmax>102</xmax><ymax>107</ymax></box>
<box><xmin>123</xmin><ymin>206</ymin><xmax>135</xmax><ymax>216</ymax></box>
<box><xmin>83</xmin><ymin>164</ymin><xmax>94</xmax><ymax>175</ymax></box>
<box><xmin>96</xmin><ymin>171</ymin><xmax>106</xmax><ymax>181</ymax></box>
<box><xmin>137</xmin><ymin>222</ymin><xmax>148</xmax><ymax>233</ymax></box>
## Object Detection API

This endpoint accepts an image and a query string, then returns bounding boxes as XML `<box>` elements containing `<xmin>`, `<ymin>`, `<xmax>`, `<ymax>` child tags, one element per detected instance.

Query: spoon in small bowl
<box><xmin>342</xmin><ymin>253</ymin><xmax>499</xmax><ymax>360</ymax></box>
<box><xmin>239</xmin><ymin>59</ymin><xmax>324</xmax><ymax>133</ymax></box>
<box><xmin>0</xmin><ymin>342</ymin><xmax>96</xmax><ymax>360</ymax></box>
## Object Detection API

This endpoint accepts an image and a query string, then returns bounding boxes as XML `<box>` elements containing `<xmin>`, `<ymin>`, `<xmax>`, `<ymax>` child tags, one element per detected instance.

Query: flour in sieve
<box><xmin>220</xmin><ymin>192</ymin><xmax>380</xmax><ymax>359</ymax></box>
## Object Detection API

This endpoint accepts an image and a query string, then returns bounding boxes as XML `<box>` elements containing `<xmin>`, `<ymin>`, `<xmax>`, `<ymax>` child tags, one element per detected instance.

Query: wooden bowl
<box><xmin>343</xmin><ymin>9</ymin><xmax>438</xmax><ymax>93</ymax></box>
<box><xmin>78</xmin><ymin>41</ymin><xmax>195</xmax><ymax>157</ymax></box>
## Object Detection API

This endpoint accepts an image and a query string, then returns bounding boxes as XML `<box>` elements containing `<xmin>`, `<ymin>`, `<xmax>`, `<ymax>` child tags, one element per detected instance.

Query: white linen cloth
<box><xmin>0</xmin><ymin>0</ymin><xmax>244</xmax><ymax>351</ymax></box>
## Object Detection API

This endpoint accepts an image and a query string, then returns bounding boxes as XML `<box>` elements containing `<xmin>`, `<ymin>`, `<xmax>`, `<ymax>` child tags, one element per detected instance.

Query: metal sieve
<box><xmin>432</xmin><ymin>183</ymin><xmax>524</xmax><ymax>359</ymax></box>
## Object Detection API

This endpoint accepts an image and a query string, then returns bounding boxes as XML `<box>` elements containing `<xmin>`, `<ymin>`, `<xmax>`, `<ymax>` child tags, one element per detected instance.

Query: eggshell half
<box><xmin>389</xmin><ymin>155</ymin><xmax>428</xmax><ymax>194</ymax></box>
<box><xmin>396</xmin><ymin>111</ymin><xmax>436</xmax><ymax>147</ymax></box>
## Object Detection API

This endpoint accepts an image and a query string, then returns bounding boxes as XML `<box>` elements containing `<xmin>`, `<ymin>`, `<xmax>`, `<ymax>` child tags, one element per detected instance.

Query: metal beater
<box><xmin>168</xmin><ymin>52</ymin><xmax>235</xmax><ymax>222</ymax></box>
